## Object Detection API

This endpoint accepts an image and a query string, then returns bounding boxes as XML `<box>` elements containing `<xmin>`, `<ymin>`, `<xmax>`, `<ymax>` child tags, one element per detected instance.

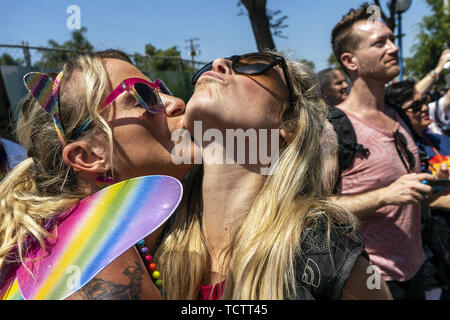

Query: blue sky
<box><xmin>0</xmin><ymin>0</ymin><xmax>433</xmax><ymax>71</ymax></box>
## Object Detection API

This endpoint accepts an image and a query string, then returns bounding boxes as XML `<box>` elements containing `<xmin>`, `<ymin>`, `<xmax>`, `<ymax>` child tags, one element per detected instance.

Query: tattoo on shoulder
<box><xmin>79</xmin><ymin>260</ymin><xmax>144</xmax><ymax>300</ymax></box>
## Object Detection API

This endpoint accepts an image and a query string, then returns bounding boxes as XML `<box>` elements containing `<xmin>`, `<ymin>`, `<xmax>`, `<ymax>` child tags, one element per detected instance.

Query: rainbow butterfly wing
<box><xmin>16</xmin><ymin>175</ymin><xmax>183</xmax><ymax>300</ymax></box>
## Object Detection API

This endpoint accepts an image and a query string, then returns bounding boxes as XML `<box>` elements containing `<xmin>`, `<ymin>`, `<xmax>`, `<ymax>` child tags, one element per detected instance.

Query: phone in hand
<box><xmin>422</xmin><ymin>179</ymin><xmax>450</xmax><ymax>194</ymax></box>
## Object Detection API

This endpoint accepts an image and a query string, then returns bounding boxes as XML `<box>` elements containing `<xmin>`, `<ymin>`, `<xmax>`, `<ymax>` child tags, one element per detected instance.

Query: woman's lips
<box><xmin>199</xmin><ymin>71</ymin><xmax>224</xmax><ymax>82</ymax></box>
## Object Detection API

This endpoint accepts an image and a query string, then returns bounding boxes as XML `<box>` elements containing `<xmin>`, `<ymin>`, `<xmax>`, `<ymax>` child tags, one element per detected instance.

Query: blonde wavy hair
<box><xmin>155</xmin><ymin>52</ymin><xmax>358</xmax><ymax>299</ymax></box>
<box><xmin>0</xmin><ymin>51</ymin><xmax>126</xmax><ymax>271</ymax></box>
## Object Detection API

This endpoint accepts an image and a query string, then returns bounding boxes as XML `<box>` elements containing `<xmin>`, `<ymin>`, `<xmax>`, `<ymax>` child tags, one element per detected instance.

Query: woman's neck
<box><xmin>201</xmin><ymin>163</ymin><xmax>264</xmax><ymax>281</ymax></box>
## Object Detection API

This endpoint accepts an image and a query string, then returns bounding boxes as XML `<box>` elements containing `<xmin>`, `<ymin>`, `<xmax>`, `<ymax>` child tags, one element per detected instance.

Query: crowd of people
<box><xmin>0</xmin><ymin>3</ymin><xmax>450</xmax><ymax>300</ymax></box>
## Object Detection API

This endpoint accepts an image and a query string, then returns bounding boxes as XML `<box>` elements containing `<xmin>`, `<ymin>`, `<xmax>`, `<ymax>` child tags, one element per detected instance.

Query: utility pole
<box><xmin>21</xmin><ymin>41</ymin><xmax>31</xmax><ymax>68</ymax></box>
<box><xmin>185</xmin><ymin>38</ymin><xmax>200</xmax><ymax>70</ymax></box>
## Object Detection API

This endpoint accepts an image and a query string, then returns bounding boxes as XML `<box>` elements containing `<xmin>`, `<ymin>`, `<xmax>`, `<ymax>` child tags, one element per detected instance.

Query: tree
<box><xmin>0</xmin><ymin>53</ymin><xmax>22</xmax><ymax>66</ymax></box>
<box><xmin>299</xmin><ymin>59</ymin><xmax>315</xmax><ymax>72</ymax></box>
<box><xmin>134</xmin><ymin>44</ymin><xmax>192</xmax><ymax>72</ymax></box>
<box><xmin>403</xmin><ymin>0</ymin><xmax>450</xmax><ymax>86</ymax></box>
<box><xmin>36</xmin><ymin>27</ymin><xmax>93</xmax><ymax>68</ymax></box>
<box><xmin>237</xmin><ymin>0</ymin><xmax>288</xmax><ymax>51</ymax></box>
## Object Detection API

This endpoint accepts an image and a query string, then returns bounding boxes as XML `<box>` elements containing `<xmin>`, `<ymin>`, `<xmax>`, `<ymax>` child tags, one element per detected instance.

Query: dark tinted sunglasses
<box><xmin>393</xmin><ymin>130</ymin><xmax>416</xmax><ymax>173</ymax></box>
<box><xmin>403</xmin><ymin>97</ymin><xmax>427</xmax><ymax>113</ymax></box>
<box><xmin>73</xmin><ymin>78</ymin><xmax>172</xmax><ymax>139</ymax></box>
<box><xmin>191</xmin><ymin>52</ymin><xmax>295</xmax><ymax>108</ymax></box>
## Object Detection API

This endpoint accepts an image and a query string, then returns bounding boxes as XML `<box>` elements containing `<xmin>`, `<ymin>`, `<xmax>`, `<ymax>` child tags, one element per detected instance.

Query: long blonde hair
<box><xmin>0</xmin><ymin>52</ymin><xmax>120</xmax><ymax>270</ymax></box>
<box><xmin>155</xmin><ymin>53</ymin><xmax>358</xmax><ymax>299</ymax></box>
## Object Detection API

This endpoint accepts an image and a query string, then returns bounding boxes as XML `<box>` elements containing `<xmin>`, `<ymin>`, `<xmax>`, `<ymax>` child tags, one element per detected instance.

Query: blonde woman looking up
<box><xmin>0</xmin><ymin>50</ymin><xmax>192</xmax><ymax>300</ymax></box>
<box><xmin>156</xmin><ymin>52</ymin><xmax>392</xmax><ymax>300</ymax></box>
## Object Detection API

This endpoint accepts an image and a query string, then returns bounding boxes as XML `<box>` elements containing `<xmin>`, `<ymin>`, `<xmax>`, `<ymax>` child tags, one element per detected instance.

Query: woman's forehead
<box><xmin>103</xmin><ymin>58</ymin><xmax>151</xmax><ymax>86</ymax></box>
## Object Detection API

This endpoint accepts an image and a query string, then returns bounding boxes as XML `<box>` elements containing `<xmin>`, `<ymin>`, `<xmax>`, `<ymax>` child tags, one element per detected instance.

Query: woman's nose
<box><xmin>163</xmin><ymin>95</ymin><xmax>186</xmax><ymax>117</ymax></box>
<box><xmin>211</xmin><ymin>57</ymin><xmax>233</xmax><ymax>74</ymax></box>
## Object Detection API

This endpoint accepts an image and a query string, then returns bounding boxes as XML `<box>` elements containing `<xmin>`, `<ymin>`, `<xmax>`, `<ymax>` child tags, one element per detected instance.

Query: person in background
<box><xmin>0</xmin><ymin>137</ymin><xmax>26</xmax><ymax>181</ymax></box>
<box><xmin>414</xmin><ymin>49</ymin><xmax>450</xmax><ymax>135</ymax></box>
<box><xmin>324</xmin><ymin>3</ymin><xmax>446</xmax><ymax>300</ymax></box>
<box><xmin>317</xmin><ymin>68</ymin><xmax>349</xmax><ymax>106</ymax></box>
<box><xmin>156</xmin><ymin>51</ymin><xmax>392</xmax><ymax>300</ymax></box>
<box><xmin>386</xmin><ymin>80</ymin><xmax>450</xmax><ymax>300</ymax></box>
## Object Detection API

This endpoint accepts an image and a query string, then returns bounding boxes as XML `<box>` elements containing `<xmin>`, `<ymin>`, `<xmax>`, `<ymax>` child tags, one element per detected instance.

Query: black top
<box><xmin>293</xmin><ymin>218</ymin><xmax>367</xmax><ymax>300</ymax></box>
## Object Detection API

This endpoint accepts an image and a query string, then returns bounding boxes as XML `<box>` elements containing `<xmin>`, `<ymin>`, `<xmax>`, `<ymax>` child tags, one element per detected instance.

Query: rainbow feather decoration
<box><xmin>4</xmin><ymin>175</ymin><xmax>182</xmax><ymax>300</ymax></box>
<box><xmin>23</xmin><ymin>72</ymin><xmax>65</xmax><ymax>146</ymax></box>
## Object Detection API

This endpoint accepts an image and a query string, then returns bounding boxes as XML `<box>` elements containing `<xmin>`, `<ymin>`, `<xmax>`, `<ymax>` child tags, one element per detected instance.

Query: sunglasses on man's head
<box><xmin>73</xmin><ymin>77</ymin><xmax>172</xmax><ymax>138</ymax></box>
<box><xmin>403</xmin><ymin>97</ymin><xmax>427</xmax><ymax>113</ymax></box>
<box><xmin>191</xmin><ymin>52</ymin><xmax>295</xmax><ymax>107</ymax></box>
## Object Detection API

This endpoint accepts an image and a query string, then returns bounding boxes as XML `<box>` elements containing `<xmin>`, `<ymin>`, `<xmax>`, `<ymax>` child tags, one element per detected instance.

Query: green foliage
<box><xmin>404</xmin><ymin>0</ymin><xmax>450</xmax><ymax>87</ymax></box>
<box><xmin>35</xmin><ymin>27</ymin><xmax>93</xmax><ymax>68</ymax></box>
<box><xmin>0</xmin><ymin>53</ymin><xmax>22</xmax><ymax>66</ymax></box>
<box><xmin>326</xmin><ymin>52</ymin><xmax>346</xmax><ymax>75</ymax></box>
<box><xmin>299</xmin><ymin>58</ymin><xmax>315</xmax><ymax>72</ymax></box>
<box><xmin>142</xmin><ymin>70</ymin><xmax>193</xmax><ymax>103</ymax></box>
<box><xmin>27</xmin><ymin>28</ymin><xmax>194</xmax><ymax>101</ymax></box>
<box><xmin>134</xmin><ymin>44</ymin><xmax>193</xmax><ymax>72</ymax></box>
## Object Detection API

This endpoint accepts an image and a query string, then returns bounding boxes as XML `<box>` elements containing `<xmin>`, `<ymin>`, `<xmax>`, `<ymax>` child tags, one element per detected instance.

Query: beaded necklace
<box><xmin>136</xmin><ymin>239</ymin><xmax>162</xmax><ymax>289</ymax></box>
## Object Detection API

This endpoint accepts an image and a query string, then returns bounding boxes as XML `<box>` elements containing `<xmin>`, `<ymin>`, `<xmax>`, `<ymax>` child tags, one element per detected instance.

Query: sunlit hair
<box><xmin>331</xmin><ymin>2</ymin><xmax>371</xmax><ymax>74</ymax></box>
<box><xmin>0</xmin><ymin>50</ymin><xmax>129</xmax><ymax>270</ymax></box>
<box><xmin>155</xmin><ymin>52</ymin><xmax>358</xmax><ymax>299</ymax></box>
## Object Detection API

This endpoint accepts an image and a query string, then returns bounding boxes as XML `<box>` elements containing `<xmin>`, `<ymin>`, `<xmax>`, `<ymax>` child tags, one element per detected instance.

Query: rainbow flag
<box><xmin>429</xmin><ymin>154</ymin><xmax>450</xmax><ymax>175</ymax></box>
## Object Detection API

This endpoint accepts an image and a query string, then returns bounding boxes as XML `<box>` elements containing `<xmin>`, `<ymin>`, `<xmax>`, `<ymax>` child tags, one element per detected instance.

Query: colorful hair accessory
<box><xmin>23</xmin><ymin>72</ymin><xmax>65</xmax><ymax>146</ymax></box>
<box><xmin>6</xmin><ymin>175</ymin><xmax>182</xmax><ymax>300</ymax></box>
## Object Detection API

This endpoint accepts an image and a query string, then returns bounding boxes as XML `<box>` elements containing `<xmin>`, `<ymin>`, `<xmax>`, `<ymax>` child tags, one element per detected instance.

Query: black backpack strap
<box><xmin>327</xmin><ymin>106</ymin><xmax>370</xmax><ymax>193</ymax></box>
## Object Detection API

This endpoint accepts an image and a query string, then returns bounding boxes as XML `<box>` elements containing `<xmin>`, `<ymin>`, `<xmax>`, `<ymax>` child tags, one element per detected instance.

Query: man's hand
<box><xmin>435</xmin><ymin>49</ymin><xmax>450</xmax><ymax>75</ymax></box>
<box><xmin>415</xmin><ymin>49</ymin><xmax>450</xmax><ymax>96</ymax></box>
<box><xmin>329</xmin><ymin>172</ymin><xmax>436</xmax><ymax>219</ymax></box>
<box><xmin>379</xmin><ymin>172</ymin><xmax>436</xmax><ymax>206</ymax></box>
<box><xmin>435</xmin><ymin>163</ymin><xmax>449</xmax><ymax>180</ymax></box>
<box><xmin>428</xmin><ymin>163</ymin><xmax>450</xmax><ymax>200</ymax></box>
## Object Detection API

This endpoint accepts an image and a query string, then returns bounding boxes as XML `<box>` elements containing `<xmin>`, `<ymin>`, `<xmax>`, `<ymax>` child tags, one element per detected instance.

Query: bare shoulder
<box><xmin>340</xmin><ymin>256</ymin><xmax>393</xmax><ymax>300</ymax></box>
<box><xmin>66</xmin><ymin>247</ymin><xmax>162</xmax><ymax>300</ymax></box>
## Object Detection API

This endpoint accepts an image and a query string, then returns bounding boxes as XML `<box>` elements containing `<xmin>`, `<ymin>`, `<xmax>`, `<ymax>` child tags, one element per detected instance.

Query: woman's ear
<box><xmin>280</xmin><ymin>127</ymin><xmax>294</xmax><ymax>144</ymax></box>
<box><xmin>62</xmin><ymin>140</ymin><xmax>110</xmax><ymax>173</ymax></box>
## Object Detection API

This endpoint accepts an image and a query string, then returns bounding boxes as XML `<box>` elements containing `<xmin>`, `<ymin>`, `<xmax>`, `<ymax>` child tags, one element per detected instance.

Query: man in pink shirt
<box><xmin>327</xmin><ymin>4</ymin><xmax>440</xmax><ymax>300</ymax></box>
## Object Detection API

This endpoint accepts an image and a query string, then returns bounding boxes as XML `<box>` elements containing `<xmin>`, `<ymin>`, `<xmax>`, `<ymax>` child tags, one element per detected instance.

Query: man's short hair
<box><xmin>331</xmin><ymin>3</ymin><xmax>372</xmax><ymax>73</ymax></box>
<box><xmin>385</xmin><ymin>80</ymin><xmax>416</xmax><ymax>106</ymax></box>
